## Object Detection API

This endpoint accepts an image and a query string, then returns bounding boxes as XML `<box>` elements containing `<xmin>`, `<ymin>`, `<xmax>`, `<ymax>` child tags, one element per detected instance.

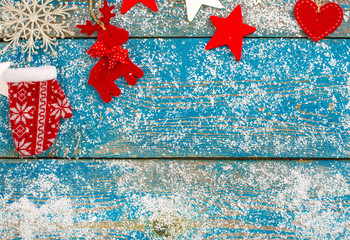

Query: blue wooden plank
<box><xmin>103</xmin><ymin>0</ymin><xmax>349</xmax><ymax>38</ymax></box>
<box><xmin>0</xmin><ymin>160</ymin><xmax>349</xmax><ymax>238</ymax></box>
<box><xmin>0</xmin><ymin>38</ymin><xmax>350</xmax><ymax>158</ymax></box>
<box><xmin>3</xmin><ymin>0</ymin><xmax>349</xmax><ymax>38</ymax></box>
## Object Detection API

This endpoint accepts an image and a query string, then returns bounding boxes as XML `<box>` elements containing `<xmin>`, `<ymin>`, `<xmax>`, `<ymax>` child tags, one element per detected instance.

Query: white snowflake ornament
<box><xmin>0</xmin><ymin>0</ymin><xmax>77</xmax><ymax>61</ymax></box>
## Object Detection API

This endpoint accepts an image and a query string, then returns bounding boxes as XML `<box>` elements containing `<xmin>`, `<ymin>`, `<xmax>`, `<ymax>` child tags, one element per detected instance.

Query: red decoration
<box><xmin>294</xmin><ymin>0</ymin><xmax>343</xmax><ymax>42</ymax></box>
<box><xmin>206</xmin><ymin>5</ymin><xmax>256</xmax><ymax>61</ymax></box>
<box><xmin>4</xmin><ymin>66</ymin><xmax>73</xmax><ymax>156</ymax></box>
<box><xmin>121</xmin><ymin>0</ymin><xmax>158</xmax><ymax>14</ymax></box>
<box><xmin>87</xmin><ymin>42</ymin><xmax>128</xmax><ymax>69</ymax></box>
<box><xmin>77</xmin><ymin>0</ymin><xmax>144</xmax><ymax>103</ymax></box>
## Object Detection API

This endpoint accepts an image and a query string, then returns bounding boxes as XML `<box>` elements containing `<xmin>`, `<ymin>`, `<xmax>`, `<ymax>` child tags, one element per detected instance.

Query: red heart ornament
<box><xmin>294</xmin><ymin>0</ymin><xmax>343</xmax><ymax>42</ymax></box>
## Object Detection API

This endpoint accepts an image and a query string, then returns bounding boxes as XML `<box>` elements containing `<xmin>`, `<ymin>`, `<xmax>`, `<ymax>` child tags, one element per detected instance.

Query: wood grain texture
<box><xmin>0</xmin><ymin>0</ymin><xmax>349</xmax><ymax>38</ymax></box>
<box><xmin>0</xmin><ymin>38</ymin><xmax>350</xmax><ymax>158</ymax></box>
<box><xmin>0</xmin><ymin>101</ymin><xmax>18</xmax><ymax>158</ymax></box>
<box><xmin>0</xmin><ymin>159</ymin><xmax>349</xmax><ymax>239</ymax></box>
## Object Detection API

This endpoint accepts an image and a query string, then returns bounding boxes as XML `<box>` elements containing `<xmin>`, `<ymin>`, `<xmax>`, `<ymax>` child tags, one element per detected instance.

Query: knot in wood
<box><xmin>151</xmin><ymin>212</ymin><xmax>183</xmax><ymax>238</ymax></box>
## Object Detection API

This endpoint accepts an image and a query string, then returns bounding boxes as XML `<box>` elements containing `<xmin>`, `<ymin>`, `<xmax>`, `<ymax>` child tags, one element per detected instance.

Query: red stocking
<box><xmin>3</xmin><ymin>66</ymin><xmax>73</xmax><ymax>156</ymax></box>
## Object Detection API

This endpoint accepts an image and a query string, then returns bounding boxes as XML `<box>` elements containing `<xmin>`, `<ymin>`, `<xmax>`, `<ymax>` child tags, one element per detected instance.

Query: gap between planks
<box><xmin>1</xmin><ymin>36</ymin><xmax>350</xmax><ymax>42</ymax></box>
<box><xmin>2</xmin><ymin>157</ymin><xmax>350</xmax><ymax>161</ymax></box>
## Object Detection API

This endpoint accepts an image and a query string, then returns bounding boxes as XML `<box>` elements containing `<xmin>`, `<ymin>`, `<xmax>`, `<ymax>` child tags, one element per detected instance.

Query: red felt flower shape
<box><xmin>121</xmin><ymin>0</ymin><xmax>158</xmax><ymax>14</ymax></box>
<box><xmin>294</xmin><ymin>0</ymin><xmax>343</xmax><ymax>42</ymax></box>
<box><xmin>206</xmin><ymin>5</ymin><xmax>256</xmax><ymax>61</ymax></box>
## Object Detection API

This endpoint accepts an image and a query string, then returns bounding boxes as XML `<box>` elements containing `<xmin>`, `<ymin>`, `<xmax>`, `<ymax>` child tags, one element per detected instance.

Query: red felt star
<box><xmin>121</xmin><ymin>0</ymin><xmax>158</xmax><ymax>14</ymax></box>
<box><xmin>206</xmin><ymin>5</ymin><xmax>256</xmax><ymax>61</ymax></box>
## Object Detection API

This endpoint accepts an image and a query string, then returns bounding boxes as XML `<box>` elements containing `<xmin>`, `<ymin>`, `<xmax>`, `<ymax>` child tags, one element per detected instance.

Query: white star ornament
<box><xmin>185</xmin><ymin>0</ymin><xmax>223</xmax><ymax>22</ymax></box>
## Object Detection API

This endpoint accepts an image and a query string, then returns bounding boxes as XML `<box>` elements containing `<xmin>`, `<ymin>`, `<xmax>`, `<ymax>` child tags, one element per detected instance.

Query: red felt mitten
<box><xmin>294</xmin><ymin>0</ymin><xmax>343</xmax><ymax>42</ymax></box>
<box><xmin>77</xmin><ymin>0</ymin><xmax>144</xmax><ymax>103</ymax></box>
<box><xmin>3</xmin><ymin>66</ymin><xmax>73</xmax><ymax>156</ymax></box>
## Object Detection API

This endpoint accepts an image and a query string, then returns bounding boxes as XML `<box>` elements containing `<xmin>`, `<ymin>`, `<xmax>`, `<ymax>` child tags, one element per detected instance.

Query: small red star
<box><xmin>206</xmin><ymin>5</ymin><xmax>256</xmax><ymax>61</ymax></box>
<box><xmin>121</xmin><ymin>0</ymin><xmax>158</xmax><ymax>14</ymax></box>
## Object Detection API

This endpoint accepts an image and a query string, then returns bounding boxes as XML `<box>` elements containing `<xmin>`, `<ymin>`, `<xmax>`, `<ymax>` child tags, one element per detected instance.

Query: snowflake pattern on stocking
<box><xmin>51</xmin><ymin>98</ymin><xmax>73</xmax><ymax>119</ymax></box>
<box><xmin>14</xmin><ymin>139</ymin><xmax>31</xmax><ymax>156</ymax></box>
<box><xmin>10</xmin><ymin>102</ymin><xmax>34</xmax><ymax>124</ymax></box>
<box><xmin>11</xmin><ymin>82</ymin><xmax>34</xmax><ymax>88</ymax></box>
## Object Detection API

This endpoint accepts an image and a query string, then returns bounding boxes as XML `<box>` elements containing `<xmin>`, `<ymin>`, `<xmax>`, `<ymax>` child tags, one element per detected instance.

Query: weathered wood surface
<box><xmin>0</xmin><ymin>159</ymin><xmax>349</xmax><ymax>239</ymax></box>
<box><xmin>0</xmin><ymin>38</ymin><xmax>350</xmax><ymax>158</ymax></box>
<box><xmin>0</xmin><ymin>0</ymin><xmax>349</xmax><ymax>239</ymax></box>
<box><xmin>0</xmin><ymin>0</ymin><xmax>349</xmax><ymax>38</ymax></box>
<box><xmin>0</xmin><ymin>100</ymin><xmax>17</xmax><ymax>158</ymax></box>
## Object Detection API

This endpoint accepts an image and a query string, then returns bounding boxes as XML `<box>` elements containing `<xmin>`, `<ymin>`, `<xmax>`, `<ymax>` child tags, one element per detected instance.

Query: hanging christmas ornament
<box><xmin>0</xmin><ymin>64</ymin><xmax>73</xmax><ymax>156</ymax></box>
<box><xmin>121</xmin><ymin>0</ymin><xmax>158</xmax><ymax>14</ymax></box>
<box><xmin>77</xmin><ymin>0</ymin><xmax>144</xmax><ymax>103</ymax></box>
<box><xmin>0</xmin><ymin>0</ymin><xmax>77</xmax><ymax>62</ymax></box>
<box><xmin>206</xmin><ymin>5</ymin><xmax>256</xmax><ymax>61</ymax></box>
<box><xmin>294</xmin><ymin>0</ymin><xmax>343</xmax><ymax>42</ymax></box>
<box><xmin>185</xmin><ymin>0</ymin><xmax>223</xmax><ymax>22</ymax></box>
